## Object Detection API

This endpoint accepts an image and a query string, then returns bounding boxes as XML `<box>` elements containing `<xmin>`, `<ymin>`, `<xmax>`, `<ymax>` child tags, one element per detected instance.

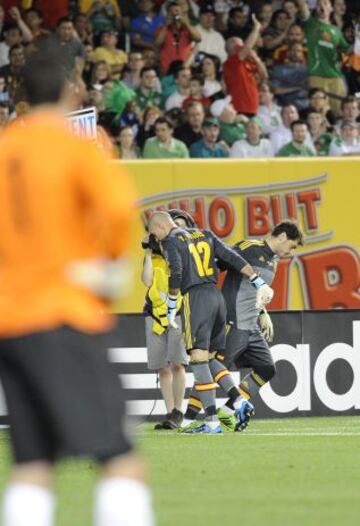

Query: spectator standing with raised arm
<box><xmin>297</xmin><ymin>0</ymin><xmax>351</xmax><ymax>116</ymax></box>
<box><xmin>223</xmin><ymin>15</ymin><xmax>268</xmax><ymax>117</ymax></box>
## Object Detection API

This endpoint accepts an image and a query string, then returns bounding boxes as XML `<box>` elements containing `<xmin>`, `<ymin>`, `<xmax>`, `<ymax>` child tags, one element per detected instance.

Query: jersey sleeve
<box><xmin>207</xmin><ymin>231</ymin><xmax>249</xmax><ymax>272</ymax></box>
<box><xmin>161</xmin><ymin>237</ymin><xmax>183</xmax><ymax>290</ymax></box>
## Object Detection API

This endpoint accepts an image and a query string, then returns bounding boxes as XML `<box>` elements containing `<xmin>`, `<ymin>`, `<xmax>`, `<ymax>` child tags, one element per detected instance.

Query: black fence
<box><xmin>112</xmin><ymin>310</ymin><xmax>360</xmax><ymax>419</ymax></box>
<box><xmin>0</xmin><ymin>310</ymin><xmax>358</xmax><ymax>425</ymax></box>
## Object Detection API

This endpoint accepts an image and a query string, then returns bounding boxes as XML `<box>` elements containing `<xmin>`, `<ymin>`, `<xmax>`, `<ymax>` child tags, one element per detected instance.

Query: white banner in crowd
<box><xmin>66</xmin><ymin>107</ymin><xmax>97</xmax><ymax>140</ymax></box>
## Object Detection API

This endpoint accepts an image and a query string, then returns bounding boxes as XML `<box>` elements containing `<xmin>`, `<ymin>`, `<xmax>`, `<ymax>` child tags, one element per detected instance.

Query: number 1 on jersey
<box><xmin>189</xmin><ymin>241</ymin><xmax>214</xmax><ymax>277</ymax></box>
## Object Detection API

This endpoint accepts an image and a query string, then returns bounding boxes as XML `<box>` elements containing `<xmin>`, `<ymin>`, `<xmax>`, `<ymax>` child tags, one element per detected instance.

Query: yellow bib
<box><xmin>147</xmin><ymin>254</ymin><xmax>182</xmax><ymax>335</ymax></box>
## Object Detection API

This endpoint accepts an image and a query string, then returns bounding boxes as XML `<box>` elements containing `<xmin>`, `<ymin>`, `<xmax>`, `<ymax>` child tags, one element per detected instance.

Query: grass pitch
<box><xmin>0</xmin><ymin>416</ymin><xmax>359</xmax><ymax>525</ymax></box>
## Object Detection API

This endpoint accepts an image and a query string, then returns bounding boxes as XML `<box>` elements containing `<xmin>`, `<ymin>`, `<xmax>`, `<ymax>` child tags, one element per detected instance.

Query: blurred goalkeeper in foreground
<box><xmin>0</xmin><ymin>54</ymin><xmax>154</xmax><ymax>526</ymax></box>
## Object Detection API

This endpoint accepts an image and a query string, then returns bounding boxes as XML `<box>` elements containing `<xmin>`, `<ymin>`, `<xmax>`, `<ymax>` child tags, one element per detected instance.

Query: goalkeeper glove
<box><xmin>259</xmin><ymin>307</ymin><xmax>274</xmax><ymax>342</ymax></box>
<box><xmin>65</xmin><ymin>258</ymin><xmax>133</xmax><ymax>301</ymax></box>
<box><xmin>167</xmin><ymin>294</ymin><xmax>179</xmax><ymax>329</ymax></box>
<box><xmin>250</xmin><ymin>274</ymin><xmax>274</xmax><ymax>309</ymax></box>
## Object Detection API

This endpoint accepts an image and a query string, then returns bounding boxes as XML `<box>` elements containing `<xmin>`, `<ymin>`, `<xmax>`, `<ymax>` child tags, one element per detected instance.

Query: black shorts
<box><xmin>181</xmin><ymin>284</ymin><xmax>226</xmax><ymax>352</ymax></box>
<box><xmin>224</xmin><ymin>326</ymin><xmax>274</xmax><ymax>369</ymax></box>
<box><xmin>0</xmin><ymin>326</ymin><xmax>132</xmax><ymax>464</ymax></box>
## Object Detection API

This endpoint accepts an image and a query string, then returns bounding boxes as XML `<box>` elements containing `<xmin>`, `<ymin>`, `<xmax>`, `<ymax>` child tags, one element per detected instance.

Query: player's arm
<box><xmin>65</xmin><ymin>140</ymin><xmax>137</xmax><ymax>301</ymax></box>
<box><xmin>160</xmin><ymin>238</ymin><xmax>183</xmax><ymax>328</ymax></box>
<box><xmin>209</xmin><ymin>232</ymin><xmax>274</xmax><ymax>307</ymax></box>
<box><xmin>141</xmin><ymin>249</ymin><xmax>154</xmax><ymax>288</ymax></box>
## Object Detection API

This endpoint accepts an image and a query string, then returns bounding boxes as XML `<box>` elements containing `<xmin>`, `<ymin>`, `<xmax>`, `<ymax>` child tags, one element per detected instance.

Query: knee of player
<box><xmin>158</xmin><ymin>366</ymin><xmax>172</xmax><ymax>378</ymax></box>
<box><xmin>170</xmin><ymin>362</ymin><xmax>185</xmax><ymax>373</ymax></box>
<box><xmin>257</xmin><ymin>364</ymin><xmax>276</xmax><ymax>382</ymax></box>
<box><xmin>189</xmin><ymin>348</ymin><xmax>209</xmax><ymax>363</ymax></box>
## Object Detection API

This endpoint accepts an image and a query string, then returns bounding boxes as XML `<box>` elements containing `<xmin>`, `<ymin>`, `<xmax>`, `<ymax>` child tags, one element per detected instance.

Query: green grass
<box><xmin>0</xmin><ymin>416</ymin><xmax>360</xmax><ymax>525</ymax></box>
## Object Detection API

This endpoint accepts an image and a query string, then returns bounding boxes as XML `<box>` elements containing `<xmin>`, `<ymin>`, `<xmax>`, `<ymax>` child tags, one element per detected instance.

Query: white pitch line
<box><xmin>137</xmin><ymin>431</ymin><xmax>360</xmax><ymax>437</ymax></box>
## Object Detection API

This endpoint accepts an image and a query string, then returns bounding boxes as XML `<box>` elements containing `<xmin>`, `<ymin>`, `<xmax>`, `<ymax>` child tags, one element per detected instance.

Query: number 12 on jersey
<box><xmin>189</xmin><ymin>241</ymin><xmax>214</xmax><ymax>277</ymax></box>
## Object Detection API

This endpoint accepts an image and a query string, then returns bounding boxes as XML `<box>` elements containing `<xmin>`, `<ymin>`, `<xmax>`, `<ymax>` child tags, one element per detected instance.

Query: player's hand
<box><xmin>9</xmin><ymin>6</ymin><xmax>21</xmax><ymax>22</ymax></box>
<box><xmin>167</xmin><ymin>294</ymin><xmax>179</xmax><ymax>329</ymax></box>
<box><xmin>250</xmin><ymin>274</ymin><xmax>274</xmax><ymax>308</ymax></box>
<box><xmin>259</xmin><ymin>308</ymin><xmax>274</xmax><ymax>342</ymax></box>
<box><xmin>252</xmin><ymin>14</ymin><xmax>262</xmax><ymax>32</ymax></box>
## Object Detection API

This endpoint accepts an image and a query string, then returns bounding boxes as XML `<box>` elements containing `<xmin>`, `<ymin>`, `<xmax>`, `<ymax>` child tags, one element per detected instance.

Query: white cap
<box><xmin>210</xmin><ymin>96</ymin><xmax>232</xmax><ymax>118</ymax></box>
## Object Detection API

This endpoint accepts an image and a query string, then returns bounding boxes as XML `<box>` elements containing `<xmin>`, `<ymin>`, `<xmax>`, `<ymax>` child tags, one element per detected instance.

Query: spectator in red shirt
<box><xmin>223</xmin><ymin>15</ymin><xmax>267</xmax><ymax>117</ymax></box>
<box><xmin>155</xmin><ymin>1</ymin><xmax>200</xmax><ymax>75</ymax></box>
<box><xmin>34</xmin><ymin>0</ymin><xmax>68</xmax><ymax>30</ymax></box>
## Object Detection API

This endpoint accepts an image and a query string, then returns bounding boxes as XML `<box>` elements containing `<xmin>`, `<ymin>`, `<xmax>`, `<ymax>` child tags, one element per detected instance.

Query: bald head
<box><xmin>226</xmin><ymin>37</ymin><xmax>243</xmax><ymax>54</ymax></box>
<box><xmin>148</xmin><ymin>211</ymin><xmax>177</xmax><ymax>240</ymax></box>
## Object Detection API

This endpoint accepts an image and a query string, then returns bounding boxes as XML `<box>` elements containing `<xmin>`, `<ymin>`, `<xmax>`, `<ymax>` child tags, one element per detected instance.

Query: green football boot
<box><xmin>217</xmin><ymin>408</ymin><xmax>237</xmax><ymax>432</ymax></box>
<box><xmin>178</xmin><ymin>421</ymin><xmax>205</xmax><ymax>434</ymax></box>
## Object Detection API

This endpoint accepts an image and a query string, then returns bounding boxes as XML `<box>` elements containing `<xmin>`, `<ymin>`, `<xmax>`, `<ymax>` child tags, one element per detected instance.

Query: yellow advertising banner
<box><xmin>115</xmin><ymin>158</ymin><xmax>360</xmax><ymax>313</ymax></box>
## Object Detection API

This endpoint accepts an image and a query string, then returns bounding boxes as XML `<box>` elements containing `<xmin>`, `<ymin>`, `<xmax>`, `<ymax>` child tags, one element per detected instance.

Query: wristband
<box><xmin>250</xmin><ymin>274</ymin><xmax>265</xmax><ymax>289</ymax></box>
<box><xmin>167</xmin><ymin>294</ymin><xmax>177</xmax><ymax>309</ymax></box>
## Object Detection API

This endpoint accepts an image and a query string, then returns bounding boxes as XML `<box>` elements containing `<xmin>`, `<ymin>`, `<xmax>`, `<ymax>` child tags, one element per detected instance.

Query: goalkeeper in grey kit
<box><xmin>147</xmin><ymin>211</ymin><xmax>274</xmax><ymax>434</ymax></box>
<box><xmin>217</xmin><ymin>221</ymin><xmax>304</xmax><ymax>431</ymax></box>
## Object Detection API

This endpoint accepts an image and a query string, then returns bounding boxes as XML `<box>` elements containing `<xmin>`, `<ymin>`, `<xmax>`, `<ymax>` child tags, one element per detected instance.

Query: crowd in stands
<box><xmin>0</xmin><ymin>0</ymin><xmax>360</xmax><ymax>159</ymax></box>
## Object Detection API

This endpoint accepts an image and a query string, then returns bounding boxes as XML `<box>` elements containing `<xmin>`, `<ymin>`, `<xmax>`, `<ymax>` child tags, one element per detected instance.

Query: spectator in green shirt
<box><xmin>297</xmin><ymin>0</ymin><xmax>351</xmax><ymax>116</ymax></box>
<box><xmin>135</xmin><ymin>66</ymin><xmax>164</xmax><ymax>111</ymax></box>
<box><xmin>306</xmin><ymin>110</ymin><xmax>333</xmax><ymax>156</ymax></box>
<box><xmin>276</xmin><ymin>120</ymin><xmax>315</xmax><ymax>157</ymax></box>
<box><xmin>143</xmin><ymin>116</ymin><xmax>189</xmax><ymax>158</ymax></box>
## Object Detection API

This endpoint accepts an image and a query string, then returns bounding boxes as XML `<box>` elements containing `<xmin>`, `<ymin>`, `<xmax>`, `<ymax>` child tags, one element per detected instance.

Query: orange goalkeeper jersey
<box><xmin>0</xmin><ymin>110</ymin><xmax>136</xmax><ymax>337</ymax></box>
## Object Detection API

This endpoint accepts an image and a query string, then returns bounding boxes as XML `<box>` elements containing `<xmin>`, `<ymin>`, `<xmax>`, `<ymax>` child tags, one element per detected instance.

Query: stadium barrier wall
<box><xmin>0</xmin><ymin>311</ymin><xmax>358</xmax><ymax>424</ymax></box>
<box><xmin>115</xmin><ymin>157</ymin><xmax>360</xmax><ymax>314</ymax></box>
<box><xmin>109</xmin><ymin>310</ymin><xmax>360</xmax><ymax>419</ymax></box>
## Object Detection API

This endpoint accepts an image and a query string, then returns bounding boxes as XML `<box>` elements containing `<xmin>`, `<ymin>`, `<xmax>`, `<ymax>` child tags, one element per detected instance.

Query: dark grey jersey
<box><xmin>220</xmin><ymin>240</ymin><xmax>279</xmax><ymax>330</ymax></box>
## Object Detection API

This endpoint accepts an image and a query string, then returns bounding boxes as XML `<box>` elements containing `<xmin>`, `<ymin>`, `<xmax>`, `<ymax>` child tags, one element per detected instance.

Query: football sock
<box><xmin>239</xmin><ymin>371</ymin><xmax>267</xmax><ymax>399</ymax></box>
<box><xmin>95</xmin><ymin>478</ymin><xmax>155</xmax><ymax>526</ymax></box>
<box><xmin>2</xmin><ymin>483</ymin><xmax>55</xmax><ymax>526</ymax></box>
<box><xmin>209</xmin><ymin>358</ymin><xmax>240</xmax><ymax>402</ymax></box>
<box><xmin>190</xmin><ymin>361</ymin><xmax>217</xmax><ymax>417</ymax></box>
<box><xmin>184</xmin><ymin>388</ymin><xmax>202</xmax><ymax>420</ymax></box>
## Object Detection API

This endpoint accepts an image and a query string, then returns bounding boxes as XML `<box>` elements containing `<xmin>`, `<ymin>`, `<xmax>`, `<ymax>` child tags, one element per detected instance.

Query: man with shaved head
<box><xmin>148</xmin><ymin>211</ymin><xmax>274</xmax><ymax>434</ymax></box>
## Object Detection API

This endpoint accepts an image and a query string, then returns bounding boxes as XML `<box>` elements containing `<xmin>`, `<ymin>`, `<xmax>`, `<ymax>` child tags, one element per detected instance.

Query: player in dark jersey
<box><xmin>147</xmin><ymin>211</ymin><xmax>274</xmax><ymax>434</ymax></box>
<box><xmin>218</xmin><ymin>221</ymin><xmax>304</xmax><ymax>431</ymax></box>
